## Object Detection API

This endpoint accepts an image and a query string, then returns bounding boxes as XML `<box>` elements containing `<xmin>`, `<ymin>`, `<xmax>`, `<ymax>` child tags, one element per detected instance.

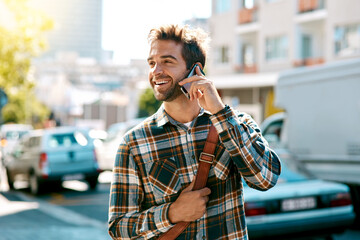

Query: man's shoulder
<box><xmin>123</xmin><ymin>114</ymin><xmax>160</xmax><ymax>140</ymax></box>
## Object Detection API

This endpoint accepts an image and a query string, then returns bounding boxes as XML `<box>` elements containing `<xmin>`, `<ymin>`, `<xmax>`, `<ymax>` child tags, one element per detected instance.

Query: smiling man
<box><xmin>108</xmin><ymin>24</ymin><xmax>281</xmax><ymax>240</ymax></box>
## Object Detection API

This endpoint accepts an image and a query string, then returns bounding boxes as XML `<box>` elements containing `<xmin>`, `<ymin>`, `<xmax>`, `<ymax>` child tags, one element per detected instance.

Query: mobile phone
<box><xmin>180</xmin><ymin>64</ymin><xmax>205</xmax><ymax>99</ymax></box>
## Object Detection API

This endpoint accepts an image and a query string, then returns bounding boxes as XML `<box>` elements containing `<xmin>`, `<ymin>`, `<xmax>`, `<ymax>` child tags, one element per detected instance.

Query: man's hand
<box><xmin>168</xmin><ymin>178</ymin><xmax>211</xmax><ymax>223</ymax></box>
<box><xmin>179</xmin><ymin>66</ymin><xmax>225</xmax><ymax>114</ymax></box>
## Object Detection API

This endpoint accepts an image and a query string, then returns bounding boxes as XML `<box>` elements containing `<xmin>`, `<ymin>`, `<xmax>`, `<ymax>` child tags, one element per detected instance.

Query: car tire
<box><xmin>29</xmin><ymin>172</ymin><xmax>43</xmax><ymax>195</ymax></box>
<box><xmin>86</xmin><ymin>176</ymin><xmax>98</xmax><ymax>190</ymax></box>
<box><xmin>6</xmin><ymin>169</ymin><xmax>14</xmax><ymax>190</ymax></box>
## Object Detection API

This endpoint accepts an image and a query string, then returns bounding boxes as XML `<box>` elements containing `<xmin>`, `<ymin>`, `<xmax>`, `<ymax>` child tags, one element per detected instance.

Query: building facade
<box><xmin>33</xmin><ymin>55</ymin><xmax>148</xmax><ymax>129</ymax></box>
<box><xmin>209</xmin><ymin>0</ymin><xmax>360</xmax><ymax>122</ymax></box>
<box><xmin>29</xmin><ymin>0</ymin><xmax>104</xmax><ymax>62</ymax></box>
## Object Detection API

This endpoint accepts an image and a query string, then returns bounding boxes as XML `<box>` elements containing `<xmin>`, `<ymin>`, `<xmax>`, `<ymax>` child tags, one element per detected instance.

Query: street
<box><xmin>0</xmin><ymin>171</ymin><xmax>359</xmax><ymax>240</ymax></box>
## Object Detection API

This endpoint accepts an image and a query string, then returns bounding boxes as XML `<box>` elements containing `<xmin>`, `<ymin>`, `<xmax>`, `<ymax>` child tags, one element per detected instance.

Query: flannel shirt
<box><xmin>108</xmin><ymin>105</ymin><xmax>281</xmax><ymax>240</ymax></box>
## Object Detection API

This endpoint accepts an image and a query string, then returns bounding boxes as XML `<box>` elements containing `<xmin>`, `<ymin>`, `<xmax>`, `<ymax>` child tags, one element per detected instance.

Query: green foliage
<box><xmin>0</xmin><ymin>0</ymin><xmax>53</xmax><ymax>125</ymax></box>
<box><xmin>138</xmin><ymin>88</ymin><xmax>162</xmax><ymax>117</ymax></box>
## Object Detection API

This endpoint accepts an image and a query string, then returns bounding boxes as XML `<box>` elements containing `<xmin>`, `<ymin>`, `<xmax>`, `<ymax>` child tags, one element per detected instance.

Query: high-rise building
<box><xmin>30</xmin><ymin>0</ymin><xmax>104</xmax><ymax>62</ymax></box>
<box><xmin>209</xmin><ymin>0</ymin><xmax>360</xmax><ymax>122</ymax></box>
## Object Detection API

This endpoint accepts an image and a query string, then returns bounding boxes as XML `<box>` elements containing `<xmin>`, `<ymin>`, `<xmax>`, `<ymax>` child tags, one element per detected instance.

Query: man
<box><xmin>108</xmin><ymin>24</ymin><xmax>281</xmax><ymax>240</ymax></box>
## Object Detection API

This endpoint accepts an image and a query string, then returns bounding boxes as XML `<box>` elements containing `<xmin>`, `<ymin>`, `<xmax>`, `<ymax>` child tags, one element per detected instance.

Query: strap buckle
<box><xmin>199</xmin><ymin>152</ymin><xmax>214</xmax><ymax>164</ymax></box>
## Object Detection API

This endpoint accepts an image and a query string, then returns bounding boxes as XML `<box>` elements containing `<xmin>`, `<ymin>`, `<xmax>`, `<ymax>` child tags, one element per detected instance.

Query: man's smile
<box><xmin>154</xmin><ymin>80</ymin><xmax>170</xmax><ymax>85</ymax></box>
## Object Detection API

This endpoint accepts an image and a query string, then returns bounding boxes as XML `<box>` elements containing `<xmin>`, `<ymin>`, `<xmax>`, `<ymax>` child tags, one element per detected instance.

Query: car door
<box><xmin>10</xmin><ymin>137</ymin><xmax>30</xmax><ymax>175</ymax></box>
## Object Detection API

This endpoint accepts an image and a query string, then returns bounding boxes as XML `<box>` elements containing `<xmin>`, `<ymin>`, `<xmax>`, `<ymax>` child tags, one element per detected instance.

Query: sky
<box><xmin>102</xmin><ymin>0</ymin><xmax>212</xmax><ymax>64</ymax></box>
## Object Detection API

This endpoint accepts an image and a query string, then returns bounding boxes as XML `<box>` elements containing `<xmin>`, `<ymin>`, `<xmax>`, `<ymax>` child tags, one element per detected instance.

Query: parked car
<box><xmin>243</xmin><ymin>114</ymin><xmax>356</xmax><ymax>239</ymax></box>
<box><xmin>4</xmin><ymin>127</ymin><xmax>101</xmax><ymax>195</ymax></box>
<box><xmin>96</xmin><ymin>118</ymin><xmax>145</xmax><ymax>171</ymax></box>
<box><xmin>0</xmin><ymin>124</ymin><xmax>33</xmax><ymax>162</ymax></box>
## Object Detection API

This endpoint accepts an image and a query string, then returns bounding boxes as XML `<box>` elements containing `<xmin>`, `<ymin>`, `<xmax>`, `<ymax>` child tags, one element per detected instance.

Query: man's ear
<box><xmin>195</xmin><ymin>62</ymin><xmax>204</xmax><ymax>70</ymax></box>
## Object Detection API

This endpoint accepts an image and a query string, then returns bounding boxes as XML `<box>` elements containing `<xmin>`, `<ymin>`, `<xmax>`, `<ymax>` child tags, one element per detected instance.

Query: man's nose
<box><xmin>152</xmin><ymin>64</ymin><xmax>163</xmax><ymax>75</ymax></box>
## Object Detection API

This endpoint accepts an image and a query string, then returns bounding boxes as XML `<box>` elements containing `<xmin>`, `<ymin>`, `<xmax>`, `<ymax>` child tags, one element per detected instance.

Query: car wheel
<box><xmin>29</xmin><ymin>172</ymin><xmax>43</xmax><ymax>195</ymax></box>
<box><xmin>86</xmin><ymin>176</ymin><xmax>98</xmax><ymax>190</ymax></box>
<box><xmin>6</xmin><ymin>169</ymin><xmax>14</xmax><ymax>190</ymax></box>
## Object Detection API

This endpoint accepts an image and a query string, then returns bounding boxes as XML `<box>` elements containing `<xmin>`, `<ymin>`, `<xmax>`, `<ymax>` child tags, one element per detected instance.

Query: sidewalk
<box><xmin>0</xmin><ymin>190</ymin><xmax>110</xmax><ymax>240</ymax></box>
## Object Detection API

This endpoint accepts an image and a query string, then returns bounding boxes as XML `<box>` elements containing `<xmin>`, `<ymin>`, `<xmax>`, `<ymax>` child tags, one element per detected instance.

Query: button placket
<box><xmin>185</xmin><ymin>128</ymin><xmax>197</xmax><ymax>174</ymax></box>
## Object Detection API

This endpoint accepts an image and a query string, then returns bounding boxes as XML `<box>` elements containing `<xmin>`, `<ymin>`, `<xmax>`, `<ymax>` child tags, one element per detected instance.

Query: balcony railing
<box><xmin>294</xmin><ymin>58</ymin><xmax>324</xmax><ymax>67</ymax></box>
<box><xmin>238</xmin><ymin>7</ymin><xmax>258</xmax><ymax>24</ymax></box>
<box><xmin>298</xmin><ymin>0</ymin><xmax>324</xmax><ymax>13</ymax></box>
<box><xmin>233</xmin><ymin>64</ymin><xmax>258</xmax><ymax>73</ymax></box>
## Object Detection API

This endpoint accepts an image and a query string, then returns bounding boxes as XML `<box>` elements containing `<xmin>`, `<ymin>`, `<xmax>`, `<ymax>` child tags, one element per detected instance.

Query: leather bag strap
<box><xmin>158</xmin><ymin>125</ymin><xmax>219</xmax><ymax>240</ymax></box>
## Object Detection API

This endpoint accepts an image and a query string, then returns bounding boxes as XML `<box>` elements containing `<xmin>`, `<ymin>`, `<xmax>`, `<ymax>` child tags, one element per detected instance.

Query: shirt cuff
<box><xmin>155</xmin><ymin>202</ymin><xmax>175</xmax><ymax>233</ymax></box>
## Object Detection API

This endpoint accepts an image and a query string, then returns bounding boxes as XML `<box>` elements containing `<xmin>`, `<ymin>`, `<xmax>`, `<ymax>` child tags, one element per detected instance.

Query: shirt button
<box><xmin>187</xmin><ymin>130</ymin><xmax>191</xmax><ymax>134</ymax></box>
<box><xmin>192</xmin><ymin>155</ymin><xmax>195</xmax><ymax>159</ymax></box>
<box><xmin>202</xmin><ymin>236</ymin><xmax>206</xmax><ymax>239</ymax></box>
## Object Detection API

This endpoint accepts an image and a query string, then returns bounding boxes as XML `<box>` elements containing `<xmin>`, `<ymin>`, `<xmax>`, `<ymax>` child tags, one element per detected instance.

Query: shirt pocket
<box><xmin>148</xmin><ymin>157</ymin><xmax>182</xmax><ymax>205</ymax></box>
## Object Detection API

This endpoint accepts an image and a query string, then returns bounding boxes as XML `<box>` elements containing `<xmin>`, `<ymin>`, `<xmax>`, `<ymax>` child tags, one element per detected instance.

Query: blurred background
<box><xmin>0</xmin><ymin>0</ymin><xmax>360</xmax><ymax>239</ymax></box>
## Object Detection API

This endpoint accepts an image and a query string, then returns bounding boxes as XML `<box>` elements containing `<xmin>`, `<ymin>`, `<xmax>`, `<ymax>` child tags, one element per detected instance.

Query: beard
<box><xmin>152</xmin><ymin>70</ymin><xmax>189</xmax><ymax>102</ymax></box>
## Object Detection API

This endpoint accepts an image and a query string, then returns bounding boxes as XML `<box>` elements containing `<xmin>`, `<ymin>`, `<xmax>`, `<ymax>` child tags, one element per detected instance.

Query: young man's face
<box><xmin>147</xmin><ymin>40</ymin><xmax>189</xmax><ymax>102</ymax></box>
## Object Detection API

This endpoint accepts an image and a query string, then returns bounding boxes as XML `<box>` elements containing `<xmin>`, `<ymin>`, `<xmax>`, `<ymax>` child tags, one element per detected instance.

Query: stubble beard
<box><xmin>153</xmin><ymin>71</ymin><xmax>189</xmax><ymax>102</ymax></box>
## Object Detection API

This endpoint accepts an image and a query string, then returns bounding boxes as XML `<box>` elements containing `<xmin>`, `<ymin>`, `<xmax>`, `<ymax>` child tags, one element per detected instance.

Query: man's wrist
<box><xmin>168</xmin><ymin>203</ymin><xmax>179</xmax><ymax>224</ymax></box>
<box><xmin>209</xmin><ymin>103</ymin><xmax>226</xmax><ymax>115</ymax></box>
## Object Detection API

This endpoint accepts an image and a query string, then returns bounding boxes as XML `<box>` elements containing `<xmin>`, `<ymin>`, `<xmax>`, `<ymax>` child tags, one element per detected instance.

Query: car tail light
<box><xmin>0</xmin><ymin>138</ymin><xmax>7</xmax><ymax>147</ymax></box>
<box><xmin>39</xmin><ymin>152</ymin><xmax>49</xmax><ymax>178</ymax></box>
<box><xmin>245</xmin><ymin>202</ymin><xmax>267</xmax><ymax>216</ymax></box>
<box><xmin>93</xmin><ymin>149</ymin><xmax>102</xmax><ymax>173</ymax></box>
<box><xmin>330</xmin><ymin>192</ymin><xmax>352</xmax><ymax>207</ymax></box>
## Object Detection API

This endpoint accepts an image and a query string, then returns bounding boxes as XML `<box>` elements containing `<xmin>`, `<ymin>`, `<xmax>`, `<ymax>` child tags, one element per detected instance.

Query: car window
<box><xmin>29</xmin><ymin>137</ymin><xmax>41</xmax><ymax>148</ymax></box>
<box><xmin>263</xmin><ymin>119</ymin><xmax>283</xmax><ymax>140</ymax></box>
<box><xmin>48</xmin><ymin>132</ymin><xmax>88</xmax><ymax>148</ymax></box>
<box><xmin>5</xmin><ymin>131</ymin><xmax>29</xmax><ymax>141</ymax></box>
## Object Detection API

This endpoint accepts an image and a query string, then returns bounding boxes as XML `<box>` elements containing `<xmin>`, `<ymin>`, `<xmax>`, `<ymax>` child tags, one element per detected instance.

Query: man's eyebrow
<box><xmin>147</xmin><ymin>55</ymin><xmax>178</xmax><ymax>62</ymax></box>
<box><xmin>160</xmin><ymin>55</ymin><xmax>177</xmax><ymax>61</ymax></box>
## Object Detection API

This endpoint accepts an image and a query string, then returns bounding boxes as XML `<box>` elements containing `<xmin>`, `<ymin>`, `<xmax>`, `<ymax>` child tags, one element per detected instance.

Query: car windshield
<box><xmin>5</xmin><ymin>131</ymin><xmax>29</xmax><ymax>140</ymax></box>
<box><xmin>48</xmin><ymin>132</ymin><xmax>88</xmax><ymax>148</ymax></box>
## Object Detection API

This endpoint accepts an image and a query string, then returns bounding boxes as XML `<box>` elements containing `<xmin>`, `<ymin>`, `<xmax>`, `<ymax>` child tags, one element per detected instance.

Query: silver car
<box><xmin>0</xmin><ymin>124</ymin><xmax>33</xmax><ymax>161</ymax></box>
<box><xmin>4</xmin><ymin>127</ymin><xmax>101</xmax><ymax>195</ymax></box>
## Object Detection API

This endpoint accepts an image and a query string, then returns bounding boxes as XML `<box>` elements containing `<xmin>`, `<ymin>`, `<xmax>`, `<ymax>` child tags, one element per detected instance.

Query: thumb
<box><xmin>183</xmin><ymin>177</ymin><xmax>196</xmax><ymax>192</ymax></box>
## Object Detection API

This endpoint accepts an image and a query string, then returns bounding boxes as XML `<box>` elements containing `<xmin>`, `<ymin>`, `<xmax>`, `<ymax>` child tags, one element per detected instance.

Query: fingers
<box><xmin>198</xmin><ymin>187</ymin><xmax>211</xmax><ymax>197</ymax></box>
<box><xmin>195</xmin><ymin>65</ymin><xmax>204</xmax><ymax>76</ymax></box>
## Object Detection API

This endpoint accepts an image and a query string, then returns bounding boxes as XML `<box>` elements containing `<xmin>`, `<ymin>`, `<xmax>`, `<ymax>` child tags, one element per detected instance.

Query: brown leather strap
<box><xmin>158</xmin><ymin>125</ymin><xmax>218</xmax><ymax>240</ymax></box>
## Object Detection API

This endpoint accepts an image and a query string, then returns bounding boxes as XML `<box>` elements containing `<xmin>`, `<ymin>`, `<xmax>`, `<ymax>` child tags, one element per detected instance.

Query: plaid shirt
<box><xmin>108</xmin><ymin>105</ymin><xmax>281</xmax><ymax>240</ymax></box>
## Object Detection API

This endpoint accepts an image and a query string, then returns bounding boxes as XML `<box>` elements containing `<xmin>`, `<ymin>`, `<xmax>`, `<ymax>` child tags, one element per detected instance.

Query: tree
<box><xmin>0</xmin><ymin>0</ymin><xmax>53</xmax><ymax>125</ymax></box>
<box><xmin>137</xmin><ymin>88</ymin><xmax>162</xmax><ymax>118</ymax></box>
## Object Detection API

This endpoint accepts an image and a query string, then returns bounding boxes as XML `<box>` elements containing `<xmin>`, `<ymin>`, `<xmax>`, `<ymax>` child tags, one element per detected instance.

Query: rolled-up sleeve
<box><xmin>210</xmin><ymin>106</ymin><xmax>281</xmax><ymax>191</ymax></box>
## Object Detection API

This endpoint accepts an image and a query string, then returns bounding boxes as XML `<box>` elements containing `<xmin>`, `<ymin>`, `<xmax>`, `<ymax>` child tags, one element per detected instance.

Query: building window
<box><xmin>240</xmin><ymin>0</ymin><xmax>255</xmax><ymax>9</ymax></box>
<box><xmin>215</xmin><ymin>0</ymin><xmax>231</xmax><ymax>14</ymax></box>
<box><xmin>265</xmin><ymin>35</ymin><xmax>288</xmax><ymax>61</ymax></box>
<box><xmin>334</xmin><ymin>23</ymin><xmax>360</xmax><ymax>56</ymax></box>
<box><xmin>217</xmin><ymin>46</ymin><xmax>230</xmax><ymax>64</ymax></box>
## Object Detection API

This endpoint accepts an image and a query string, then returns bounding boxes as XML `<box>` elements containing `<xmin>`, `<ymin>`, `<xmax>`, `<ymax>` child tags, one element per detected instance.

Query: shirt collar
<box><xmin>155</xmin><ymin>104</ymin><xmax>211</xmax><ymax>128</ymax></box>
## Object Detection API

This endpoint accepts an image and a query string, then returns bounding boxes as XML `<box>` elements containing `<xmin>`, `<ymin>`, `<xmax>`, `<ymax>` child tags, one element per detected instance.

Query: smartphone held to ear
<box><xmin>180</xmin><ymin>64</ymin><xmax>205</xmax><ymax>99</ymax></box>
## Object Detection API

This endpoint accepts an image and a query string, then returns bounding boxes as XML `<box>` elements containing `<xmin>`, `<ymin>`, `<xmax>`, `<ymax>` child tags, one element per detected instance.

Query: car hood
<box><xmin>244</xmin><ymin>179</ymin><xmax>349</xmax><ymax>201</ymax></box>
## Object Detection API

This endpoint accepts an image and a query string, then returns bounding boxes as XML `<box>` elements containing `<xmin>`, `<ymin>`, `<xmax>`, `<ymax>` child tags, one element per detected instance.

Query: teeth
<box><xmin>155</xmin><ymin>81</ymin><xmax>168</xmax><ymax>85</ymax></box>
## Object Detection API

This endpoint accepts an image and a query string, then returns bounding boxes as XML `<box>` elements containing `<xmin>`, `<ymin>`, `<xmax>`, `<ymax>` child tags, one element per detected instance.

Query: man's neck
<box><xmin>163</xmin><ymin>97</ymin><xmax>201</xmax><ymax>123</ymax></box>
